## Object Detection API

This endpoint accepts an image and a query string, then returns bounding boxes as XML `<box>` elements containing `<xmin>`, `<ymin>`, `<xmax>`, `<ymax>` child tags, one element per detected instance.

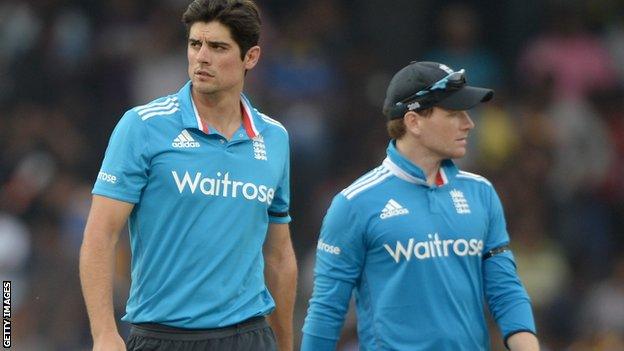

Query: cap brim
<box><xmin>437</xmin><ymin>86</ymin><xmax>494</xmax><ymax>111</ymax></box>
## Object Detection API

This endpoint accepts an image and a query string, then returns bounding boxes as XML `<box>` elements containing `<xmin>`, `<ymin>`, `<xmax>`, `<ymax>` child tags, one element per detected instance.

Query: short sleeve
<box><xmin>268</xmin><ymin>134</ymin><xmax>291</xmax><ymax>224</ymax></box>
<box><xmin>92</xmin><ymin>110</ymin><xmax>150</xmax><ymax>203</ymax></box>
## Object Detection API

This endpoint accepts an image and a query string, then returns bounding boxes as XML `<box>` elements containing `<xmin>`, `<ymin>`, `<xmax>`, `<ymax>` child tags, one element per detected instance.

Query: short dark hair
<box><xmin>182</xmin><ymin>0</ymin><xmax>261</xmax><ymax>60</ymax></box>
<box><xmin>386</xmin><ymin>108</ymin><xmax>433</xmax><ymax>139</ymax></box>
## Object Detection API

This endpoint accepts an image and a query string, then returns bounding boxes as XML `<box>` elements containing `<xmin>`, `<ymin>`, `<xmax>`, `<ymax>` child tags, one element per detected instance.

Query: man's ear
<box><xmin>403</xmin><ymin>111</ymin><xmax>423</xmax><ymax>136</ymax></box>
<box><xmin>243</xmin><ymin>45</ymin><xmax>261</xmax><ymax>70</ymax></box>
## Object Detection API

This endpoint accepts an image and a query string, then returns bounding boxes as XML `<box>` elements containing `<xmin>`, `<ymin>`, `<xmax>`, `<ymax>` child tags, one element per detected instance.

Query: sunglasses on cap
<box><xmin>390</xmin><ymin>69</ymin><xmax>466</xmax><ymax>117</ymax></box>
<box><xmin>401</xmin><ymin>69</ymin><xmax>466</xmax><ymax>107</ymax></box>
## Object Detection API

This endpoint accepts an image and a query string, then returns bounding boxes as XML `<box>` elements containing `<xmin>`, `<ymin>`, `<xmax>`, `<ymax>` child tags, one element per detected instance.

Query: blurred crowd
<box><xmin>1</xmin><ymin>0</ymin><xmax>623</xmax><ymax>350</ymax></box>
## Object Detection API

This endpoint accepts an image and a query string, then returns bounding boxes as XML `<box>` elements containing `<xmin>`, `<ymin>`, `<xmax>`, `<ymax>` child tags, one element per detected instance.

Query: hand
<box><xmin>93</xmin><ymin>331</ymin><xmax>126</xmax><ymax>351</ymax></box>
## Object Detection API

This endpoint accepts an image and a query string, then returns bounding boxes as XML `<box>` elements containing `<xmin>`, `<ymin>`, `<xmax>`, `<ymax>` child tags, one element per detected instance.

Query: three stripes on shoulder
<box><xmin>341</xmin><ymin>165</ymin><xmax>392</xmax><ymax>200</ymax></box>
<box><xmin>135</xmin><ymin>97</ymin><xmax>180</xmax><ymax>121</ymax></box>
<box><xmin>340</xmin><ymin>167</ymin><xmax>492</xmax><ymax>201</ymax></box>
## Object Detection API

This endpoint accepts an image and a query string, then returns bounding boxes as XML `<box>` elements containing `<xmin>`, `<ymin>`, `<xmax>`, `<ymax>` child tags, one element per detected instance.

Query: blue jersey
<box><xmin>93</xmin><ymin>81</ymin><xmax>290</xmax><ymax>328</ymax></box>
<box><xmin>302</xmin><ymin>141</ymin><xmax>535</xmax><ymax>350</ymax></box>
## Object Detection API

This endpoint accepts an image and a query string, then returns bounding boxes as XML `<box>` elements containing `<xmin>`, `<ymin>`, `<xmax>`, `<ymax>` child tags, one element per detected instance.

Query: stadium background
<box><xmin>1</xmin><ymin>0</ymin><xmax>623</xmax><ymax>349</ymax></box>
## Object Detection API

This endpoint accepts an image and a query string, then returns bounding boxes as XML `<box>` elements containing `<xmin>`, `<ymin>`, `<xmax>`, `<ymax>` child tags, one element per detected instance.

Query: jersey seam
<box><xmin>339</xmin><ymin>198</ymin><xmax>367</xmax><ymax>259</ymax></box>
<box><xmin>346</xmin><ymin>199</ymin><xmax>378</xmax><ymax>350</ymax></box>
<box><xmin>486</xmin><ymin>185</ymin><xmax>496</xmax><ymax>251</ymax></box>
<box><xmin>361</xmin><ymin>270</ymin><xmax>381</xmax><ymax>350</ymax></box>
<box><xmin>92</xmin><ymin>189</ymin><xmax>140</xmax><ymax>204</ymax></box>
<box><xmin>134</xmin><ymin>110</ymin><xmax>152</xmax><ymax>291</ymax></box>
<box><xmin>268</xmin><ymin>131</ymin><xmax>289</xmax><ymax>215</ymax></box>
<box><xmin>141</xmin><ymin>109</ymin><xmax>154</xmax><ymax>171</ymax></box>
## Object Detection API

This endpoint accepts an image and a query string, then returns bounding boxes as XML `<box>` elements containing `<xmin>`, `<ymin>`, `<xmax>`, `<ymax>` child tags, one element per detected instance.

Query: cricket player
<box><xmin>302</xmin><ymin>61</ymin><xmax>539</xmax><ymax>350</ymax></box>
<box><xmin>79</xmin><ymin>1</ymin><xmax>297</xmax><ymax>350</ymax></box>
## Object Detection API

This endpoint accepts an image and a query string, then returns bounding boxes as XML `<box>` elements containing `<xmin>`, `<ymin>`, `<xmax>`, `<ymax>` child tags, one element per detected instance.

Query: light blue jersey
<box><xmin>302</xmin><ymin>141</ymin><xmax>535</xmax><ymax>350</ymax></box>
<box><xmin>93</xmin><ymin>81</ymin><xmax>290</xmax><ymax>328</ymax></box>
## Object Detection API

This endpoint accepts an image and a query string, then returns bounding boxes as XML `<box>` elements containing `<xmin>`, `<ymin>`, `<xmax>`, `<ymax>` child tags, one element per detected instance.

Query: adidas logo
<box><xmin>172</xmin><ymin>130</ymin><xmax>200</xmax><ymax>148</ymax></box>
<box><xmin>380</xmin><ymin>199</ymin><xmax>409</xmax><ymax>219</ymax></box>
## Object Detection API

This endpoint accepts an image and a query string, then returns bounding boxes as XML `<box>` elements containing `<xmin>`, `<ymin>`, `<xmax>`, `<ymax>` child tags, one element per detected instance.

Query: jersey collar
<box><xmin>177</xmin><ymin>81</ymin><xmax>268</xmax><ymax>138</ymax></box>
<box><xmin>384</xmin><ymin>140</ymin><xmax>459</xmax><ymax>187</ymax></box>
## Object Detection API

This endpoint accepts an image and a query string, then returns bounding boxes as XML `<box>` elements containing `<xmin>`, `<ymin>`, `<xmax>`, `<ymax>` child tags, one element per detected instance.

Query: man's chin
<box><xmin>450</xmin><ymin>149</ymin><xmax>467</xmax><ymax>159</ymax></box>
<box><xmin>191</xmin><ymin>81</ymin><xmax>217</xmax><ymax>94</ymax></box>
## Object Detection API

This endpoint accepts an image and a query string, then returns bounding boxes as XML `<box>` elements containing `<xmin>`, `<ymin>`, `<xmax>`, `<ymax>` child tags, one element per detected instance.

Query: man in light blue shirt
<box><xmin>79</xmin><ymin>1</ymin><xmax>297</xmax><ymax>350</ymax></box>
<box><xmin>302</xmin><ymin>61</ymin><xmax>539</xmax><ymax>350</ymax></box>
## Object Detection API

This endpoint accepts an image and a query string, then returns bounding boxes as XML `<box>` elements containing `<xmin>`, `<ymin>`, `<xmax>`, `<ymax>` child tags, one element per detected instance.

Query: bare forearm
<box><xmin>508</xmin><ymin>332</ymin><xmax>540</xmax><ymax>351</ymax></box>
<box><xmin>79</xmin><ymin>231</ymin><xmax>119</xmax><ymax>338</ymax></box>
<box><xmin>79</xmin><ymin>196</ymin><xmax>133</xmax><ymax>350</ymax></box>
<box><xmin>265</xmin><ymin>253</ymin><xmax>297</xmax><ymax>351</ymax></box>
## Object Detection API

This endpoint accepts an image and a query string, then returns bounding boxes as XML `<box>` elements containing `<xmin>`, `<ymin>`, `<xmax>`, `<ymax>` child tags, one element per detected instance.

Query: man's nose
<box><xmin>197</xmin><ymin>44</ymin><xmax>212</xmax><ymax>64</ymax></box>
<box><xmin>463</xmin><ymin>112</ymin><xmax>475</xmax><ymax>130</ymax></box>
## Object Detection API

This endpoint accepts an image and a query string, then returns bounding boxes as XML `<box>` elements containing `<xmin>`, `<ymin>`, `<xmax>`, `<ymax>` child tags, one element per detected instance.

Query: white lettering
<box><xmin>453</xmin><ymin>239</ymin><xmax>469</xmax><ymax>256</ymax></box>
<box><xmin>385</xmin><ymin>234</ymin><xmax>483</xmax><ymax>263</ymax></box>
<box><xmin>317</xmin><ymin>240</ymin><xmax>341</xmax><ymax>255</ymax></box>
<box><xmin>232</xmin><ymin>181</ymin><xmax>243</xmax><ymax>197</ymax></box>
<box><xmin>242</xmin><ymin>183</ymin><xmax>258</xmax><ymax>200</ymax></box>
<box><xmin>258</xmin><ymin>185</ymin><xmax>268</xmax><ymax>203</ymax></box>
<box><xmin>172</xmin><ymin>171</ymin><xmax>201</xmax><ymax>193</ymax></box>
<box><xmin>172</xmin><ymin>141</ymin><xmax>200</xmax><ymax>148</ymax></box>
<box><xmin>266</xmin><ymin>188</ymin><xmax>275</xmax><ymax>205</ymax></box>
<box><xmin>221</xmin><ymin>173</ymin><xmax>231</xmax><ymax>197</ymax></box>
<box><xmin>172</xmin><ymin>171</ymin><xmax>275</xmax><ymax>205</ymax></box>
<box><xmin>97</xmin><ymin>171</ymin><xmax>117</xmax><ymax>184</ymax></box>
<box><xmin>443</xmin><ymin>239</ymin><xmax>453</xmax><ymax>256</ymax></box>
<box><xmin>384</xmin><ymin>239</ymin><xmax>414</xmax><ymax>263</ymax></box>
<box><xmin>407</xmin><ymin>101</ymin><xmax>420</xmax><ymax>110</ymax></box>
<box><xmin>414</xmin><ymin>241</ymin><xmax>430</xmax><ymax>259</ymax></box>
<box><xmin>215</xmin><ymin>172</ymin><xmax>222</xmax><ymax>195</ymax></box>
<box><xmin>2</xmin><ymin>280</ymin><xmax>9</xmax><ymax>347</ymax></box>
<box><xmin>200</xmin><ymin>177</ymin><xmax>215</xmax><ymax>195</ymax></box>
<box><xmin>468</xmin><ymin>239</ymin><xmax>480</xmax><ymax>256</ymax></box>
<box><xmin>3</xmin><ymin>319</ymin><xmax>9</xmax><ymax>347</ymax></box>
<box><xmin>431</xmin><ymin>233</ymin><xmax>442</xmax><ymax>257</ymax></box>
<box><xmin>380</xmin><ymin>207</ymin><xmax>409</xmax><ymax>219</ymax></box>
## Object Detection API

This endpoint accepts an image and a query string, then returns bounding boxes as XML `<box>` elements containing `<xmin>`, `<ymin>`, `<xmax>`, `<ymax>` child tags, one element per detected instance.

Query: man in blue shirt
<box><xmin>79</xmin><ymin>1</ymin><xmax>297</xmax><ymax>350</ymax></box>
<box><xmin>302</xmin><ymin>61</ymin><xmax>539</xmax><ymax>350</ymax></box>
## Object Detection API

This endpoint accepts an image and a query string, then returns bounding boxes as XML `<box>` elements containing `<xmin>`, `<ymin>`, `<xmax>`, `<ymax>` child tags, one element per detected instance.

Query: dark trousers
<box><xmin>126</xmin><ymin>316</ymin><xmax>277</xmax><ymax>351</ymax></box>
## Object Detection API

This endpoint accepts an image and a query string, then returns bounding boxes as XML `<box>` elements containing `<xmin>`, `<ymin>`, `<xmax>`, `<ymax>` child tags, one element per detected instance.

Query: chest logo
<box><xmin>450</xmin><ymin>189</ymin><xmax>471</xmax><ymax>214</ymax></box>
<box><xmin>380</xmin><ymin>199</ymin><xmax>409</xmax><ymax>219</ymax></box>
<box><xmin>172</xmin><ymin>129</ymin><xmax>200</xmax><ymax>148</ymax></box>
<box><xmin>252</xmin><ymin>134</ymin><xmax>267</xmax><ymax>161</ymax></box>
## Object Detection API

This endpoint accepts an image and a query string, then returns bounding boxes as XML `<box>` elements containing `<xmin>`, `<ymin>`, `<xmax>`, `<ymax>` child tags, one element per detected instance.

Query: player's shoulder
<box><xmin>125</xmin><ymin>94</ymin><xmax>181</xmax><ymax>123</ymax></box>
<box><xmin>339</xmin><ymin>164</ymin><xmax>394</xmax><ymax>201</ymax></box>
<box><xmin>257</xmin><ymin>110</ymin><xmax>288</xmax><ymax>138</ymax></box>
<box><xmin>241</xmin><ymin>93</ymin><xmax>288</xmax><ymax>139</ymax></box>
<box><xmin>454</xmin><ymin>170</ymin><xmax>493</xmax><ymax>188</ymax></box>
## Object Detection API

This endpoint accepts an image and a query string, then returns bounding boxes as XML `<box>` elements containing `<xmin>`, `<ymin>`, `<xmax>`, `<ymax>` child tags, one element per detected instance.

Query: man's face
<box><xmin>416</xmin><ymin>107</ymin><xmax>475</xmax><ymax>160</ymax></box>
<box><xmin>187</xmin><ymin>21</ymin><xmax>257</xmax><ymax>96</ymax></box>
